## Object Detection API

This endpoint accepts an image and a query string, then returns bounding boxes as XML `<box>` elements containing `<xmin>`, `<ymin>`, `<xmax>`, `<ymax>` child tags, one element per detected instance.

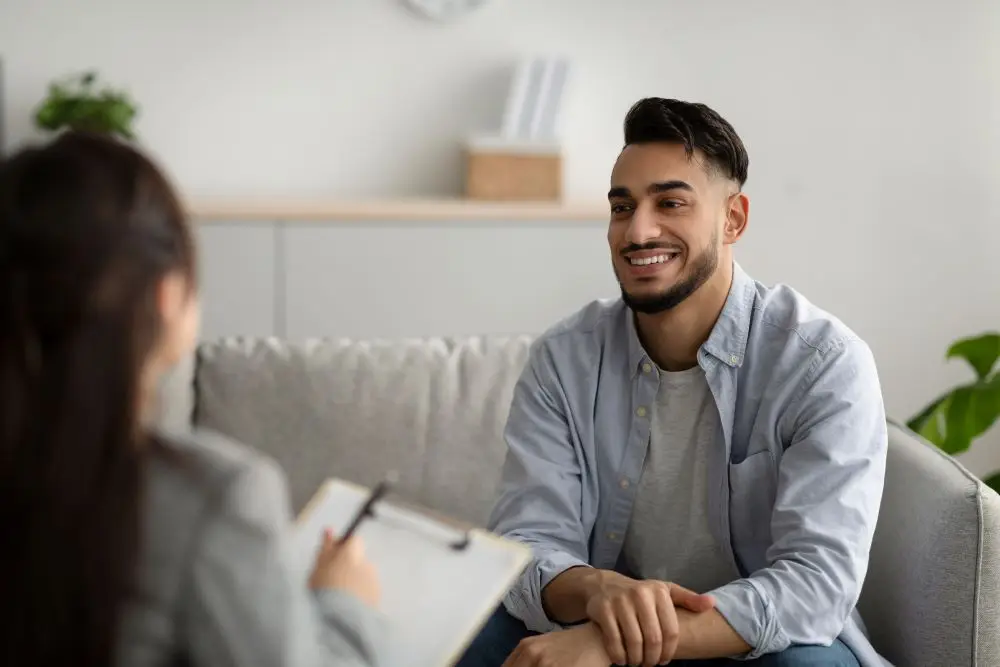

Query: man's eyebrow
<box><xmin>607</xmin><ymin>181</ymin><xmax>694</xmax><ymax>200</ymax></box>
<box><xmin>648</xmin><ymin>180</ymin><xmax>694</xmax><ymax>194</ymax></box>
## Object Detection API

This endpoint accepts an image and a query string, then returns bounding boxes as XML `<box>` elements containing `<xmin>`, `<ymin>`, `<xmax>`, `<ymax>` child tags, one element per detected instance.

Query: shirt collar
<box><xmin>626</xmin><ymin>260</ymin><xmax>757</xmax><ymax>375</ymax></box>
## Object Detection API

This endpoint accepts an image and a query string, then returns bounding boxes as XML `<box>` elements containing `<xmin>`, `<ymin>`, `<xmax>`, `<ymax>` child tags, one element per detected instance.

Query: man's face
<box><xmin>607</xmin><ymin>142</ymin><xmax>735</xmax><ymax>314</ymax></box>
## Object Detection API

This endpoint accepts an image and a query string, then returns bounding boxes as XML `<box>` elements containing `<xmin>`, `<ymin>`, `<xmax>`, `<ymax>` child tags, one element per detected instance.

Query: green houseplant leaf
<box><xmin>985</xmin><ymin>472</ymin><xmax>1000</xmax><ymax>494</ymax></box>
<box><xmin>908</xmin><ymin>331</ymin><xmax>1000</xmax><ymax>489</ymax></box>
<box><xmin>906</xmin><ymin>373</ymin><xmax>1000</xmax><ymax>455</ymax></box>
<box><xmin>906</xmin><ymin>392</ymin><xmax>948</xmax><ymax>440</ymax></box>
<box><xmin>33</xmin><ymin>71</ymin><xmax>138</xmax><ymax>140</ymax></box>
<box><xmin>947</xmin><ymin>332</ymin><xmax>1000</xmax><ymax>381</ymax></box>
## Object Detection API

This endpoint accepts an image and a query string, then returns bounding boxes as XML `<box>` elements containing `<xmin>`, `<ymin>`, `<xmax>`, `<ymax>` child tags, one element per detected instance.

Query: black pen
<box><xmin>338</xmin><ymin>471</ymin><xmax>398</xmax><ymax>542</ymax></box>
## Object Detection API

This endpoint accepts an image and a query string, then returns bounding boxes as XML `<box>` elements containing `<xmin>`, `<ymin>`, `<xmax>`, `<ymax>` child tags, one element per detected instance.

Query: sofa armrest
<box><xmin>857</xmin><ymin>419</ymin><xmax>1000</xmax><ymax>667</ymax></box>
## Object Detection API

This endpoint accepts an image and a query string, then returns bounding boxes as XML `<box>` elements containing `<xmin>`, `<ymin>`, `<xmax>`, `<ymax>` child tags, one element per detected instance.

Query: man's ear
<box><xmin>723</xmin><ymin>191</ymin><xmax>750</xmax><ymax>245</ymax></box>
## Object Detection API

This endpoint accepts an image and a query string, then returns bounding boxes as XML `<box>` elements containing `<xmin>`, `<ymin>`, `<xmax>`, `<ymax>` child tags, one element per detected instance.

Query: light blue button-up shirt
<box><xmin>489</xmin><ymin>262</ymin><xmax>891</xmax><ymax>666</ymax></box>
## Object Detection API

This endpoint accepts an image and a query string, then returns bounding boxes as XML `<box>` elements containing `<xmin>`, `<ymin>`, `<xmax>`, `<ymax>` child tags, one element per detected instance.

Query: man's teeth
<box><xmin>630</xmin><ymin>254</ymin><xmax>674</xmax><ymax>266</ymax></box>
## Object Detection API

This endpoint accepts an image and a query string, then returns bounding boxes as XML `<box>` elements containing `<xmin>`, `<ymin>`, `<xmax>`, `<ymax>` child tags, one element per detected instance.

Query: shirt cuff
<box><xmin>708</xmin><ymin>579</ymin><xmax>788</xmax><ymax>660</ymax></box>
<box><xmin>503</xmin><ymin>550</ymin><xmax>591</xmax><ymax>633</ymax></box>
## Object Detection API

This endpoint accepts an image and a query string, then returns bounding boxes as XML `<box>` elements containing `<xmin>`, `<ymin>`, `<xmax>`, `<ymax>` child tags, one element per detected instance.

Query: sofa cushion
<box><xmin>192</xmin><ymin>337</ymin><xmax>532</xmax><ymax>523</ymax></box>
<box><xmin>857</xmin><ymin>419</ymin><xmax>1000</xmax><ymax>667</ymax></box>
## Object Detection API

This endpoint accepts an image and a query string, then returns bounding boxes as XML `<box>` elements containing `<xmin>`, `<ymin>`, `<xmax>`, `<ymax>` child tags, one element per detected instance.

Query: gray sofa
<box><xmin>160</xmin><ymin>336</ymin><xmax>1000</xmax><ymax>667</ymax></box>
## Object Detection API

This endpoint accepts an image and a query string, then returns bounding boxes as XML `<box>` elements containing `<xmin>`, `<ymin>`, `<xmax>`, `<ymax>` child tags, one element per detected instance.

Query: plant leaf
<box><xmin>32</xmin><ymin>71</ymin><xmax>138</xmax><ymax>140</ymax></box>
<box><xmin>947</xmin><ymin>332</ymin><xmax>1000</xmax><ymax>381</ymax></box>
<box><xmin>914</xmin><ymin>394</ymin><xmax>949</xmax><ymax>447</ymax></box>
<box><xmin>983</xmin><ymin>472</ymin><xmax>1000</xmax><ymax>493</ymax></box>
<box><xmin>984</xmin><ymin>472</ymin><xmax>1000</xmax><ymax>494</ymax></box>
<box><xmin>926</xmin><ymin>375</ymin><xmax>1000</xmax><ymax>455</ymax></box>
<box><xmin>942</xmin><ymin>386</ymin><xmax>976</xmax><ymax>454</ymax></box>
<box><xmin>906</xmin><ymin>393</ymin><xmax>949</xmax><ymax>435</ymax></box>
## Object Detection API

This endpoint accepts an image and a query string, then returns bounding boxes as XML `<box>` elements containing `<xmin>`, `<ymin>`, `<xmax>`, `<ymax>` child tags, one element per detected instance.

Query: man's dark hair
<box><xmin>623</xmin><ymin>97</ymin><xmax>749</xmax><ymax>187</ymax></box>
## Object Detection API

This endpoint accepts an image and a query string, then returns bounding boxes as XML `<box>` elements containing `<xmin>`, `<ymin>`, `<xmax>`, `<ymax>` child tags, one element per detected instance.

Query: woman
<box><xmin>0</xmin><ymin>132</ymin><xmax>387</xmax><ymax>666</ymax></box>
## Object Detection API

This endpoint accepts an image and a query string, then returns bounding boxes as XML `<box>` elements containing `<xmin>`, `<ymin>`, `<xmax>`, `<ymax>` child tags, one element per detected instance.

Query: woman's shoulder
<box><xmin>151</xmin><ymin>428</ymin><xmax>285</xmax><ymax>492</ymax></box>
<box><xmin>144</xmin><ymin>428</ymin><xmax>291</xmax><ymax>536</ymax></box>
<box><xmin>137</xmin><ymin>428</ymin><xmax>292</xmax><ymax>583</ymax></box>
<box><xmin>120</xmin><ymin>429</ymin><xmax>295</xmax><ymax>664</ymax></box>
<box><xmin>158</xmin><ymin>426</ymin><xmax>275</xmax><ymax>471</ymax></box>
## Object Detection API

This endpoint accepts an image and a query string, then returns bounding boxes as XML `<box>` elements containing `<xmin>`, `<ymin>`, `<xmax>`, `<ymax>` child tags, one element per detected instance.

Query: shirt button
<box><xmin>620</xmin><ymin>478</ymin><xmax>630</xmax><ymax>489</ymax></box>
<box><xmin>635</xmin><ymin>406</ymin><xmax>647</xmax><ymax>418</ymax></box>
<box><xmin>730</xmin><ymin>355</ymin><xmax>738</xmax><ymax>364</ymax></box>
<box><xmin>642</xmin><ymin>363</ymin><xmax>653</xmax><ymax>373</ymax></box>
<box><xmin>608</xmin><ymin>532</ymin><xmax>619</xmax><ymax>541</ymax></box>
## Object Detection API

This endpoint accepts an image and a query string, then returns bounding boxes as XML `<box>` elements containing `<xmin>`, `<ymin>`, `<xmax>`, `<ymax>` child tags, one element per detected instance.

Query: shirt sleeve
<box><xmin>179</xmin><ymin>456</ymin><xmax>389</xmax><ymax>667</ymax></box>
<box><xmin>487</xmin><ymin>341</ymin><xmax>593</xmax><ymax>633</ymax></box>
<box><xmin>709</xmin><ymin>337</ymin><xmax>888</xmax><ymax>658</ymax></box>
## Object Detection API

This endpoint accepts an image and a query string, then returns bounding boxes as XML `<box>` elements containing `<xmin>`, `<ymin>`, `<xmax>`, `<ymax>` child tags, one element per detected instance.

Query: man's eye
<box><xmin>610</xmin><ymin>203</ymin><xmax>633</xmax><ymax>214</ymax></box>
<box><xmin>659</xmin><ymin>200</ymin><xmax>684</xmax><ymax>209</ymax></box>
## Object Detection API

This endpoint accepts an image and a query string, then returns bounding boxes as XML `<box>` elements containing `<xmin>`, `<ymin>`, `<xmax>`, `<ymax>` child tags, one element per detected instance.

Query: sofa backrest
<box><xmin>168</xmin><ymin>336</ymin><xmax>532</xmax><ymax>523</ymax></box>
<box><xmin>158</xmin><ymin>336</ymin><xmax>1000</xmax><ymax>666</ymax></box>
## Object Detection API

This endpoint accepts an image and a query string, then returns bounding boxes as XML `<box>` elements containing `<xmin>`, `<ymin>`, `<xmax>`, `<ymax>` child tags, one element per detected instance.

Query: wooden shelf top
<box><xmin>187</xmin><ymin>198</ymin><xmax>608</xmax><ymax>222</ymax></box>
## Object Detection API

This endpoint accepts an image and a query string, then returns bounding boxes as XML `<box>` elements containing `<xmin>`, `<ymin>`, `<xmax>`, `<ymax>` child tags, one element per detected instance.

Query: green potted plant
<box><xmin>33</xmin><ymin>71</ymin><xmax>138</xmax><ymax>140</ymax></box>
<box><xmin>907</xmin><ymin>332</ymin><xmax>1000</xmax><ymax>492</ymax></box>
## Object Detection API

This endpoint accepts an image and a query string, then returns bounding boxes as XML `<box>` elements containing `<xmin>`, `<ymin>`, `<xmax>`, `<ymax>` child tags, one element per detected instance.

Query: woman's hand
<box><xmin>309</xmin><ymin>528</ymin><xmax>381</xmax><ymax>608</ymax></box>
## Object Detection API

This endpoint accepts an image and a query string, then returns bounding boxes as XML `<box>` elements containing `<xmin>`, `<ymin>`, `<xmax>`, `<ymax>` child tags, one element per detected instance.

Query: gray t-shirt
<box><xmin>622</xmin><ymin>365</ymin><xmax>740</xmax><ymax>593</ymax></box>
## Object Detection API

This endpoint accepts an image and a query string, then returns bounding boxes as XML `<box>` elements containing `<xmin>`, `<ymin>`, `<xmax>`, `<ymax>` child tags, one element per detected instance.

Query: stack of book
<box><xmin>464</xmin><ymin>57</ymin><xmax>572</xmax><ymax>201</ymax></box>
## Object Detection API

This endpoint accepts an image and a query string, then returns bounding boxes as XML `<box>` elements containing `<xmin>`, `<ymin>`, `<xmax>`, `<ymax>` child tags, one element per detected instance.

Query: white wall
<box><xmin>2</xmin><ymin>0</ymin><xmax>999</xmax><ymax>476</ymax></box>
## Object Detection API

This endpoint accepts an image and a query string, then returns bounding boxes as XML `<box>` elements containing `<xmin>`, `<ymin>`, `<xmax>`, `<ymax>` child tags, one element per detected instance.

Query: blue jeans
<box><xmin>457</xmin><ymin>606</ymin><xmax>860</xmax><ymax>667</ymax></box>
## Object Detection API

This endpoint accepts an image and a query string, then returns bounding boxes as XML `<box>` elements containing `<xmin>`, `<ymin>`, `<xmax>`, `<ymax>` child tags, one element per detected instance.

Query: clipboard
<box><xmin>293</xmin><ymin>478</ymin><xmax>532</xmax><ymax>667</ymax></box>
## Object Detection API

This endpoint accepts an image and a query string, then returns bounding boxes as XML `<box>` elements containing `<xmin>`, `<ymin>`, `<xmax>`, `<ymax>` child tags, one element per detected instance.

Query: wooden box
<box><xmin>464</xmin><ymin>139</ymin><xmax>562</xmax><ymax>202</ymax></box>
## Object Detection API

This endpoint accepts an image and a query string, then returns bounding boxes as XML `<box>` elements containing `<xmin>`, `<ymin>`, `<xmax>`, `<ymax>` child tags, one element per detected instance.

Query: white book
<box><xmin>534</xmin><ymin>58</ymin><xmax>570</xmax><ymax>139</ymax></box>
<box><xmin>516</xmin><ymin>58</ymin><xmax>548</xmax><ymax>139</ymax></box>
<box><xmin>501</xmin><ymin>59</ymin><xmax>534</xmax><ymax>140</ymax></box>
<box><xmin>293</xmin><ymin>478</ymin><xmax>532</xmax><ymax>667</ymax></box>
<box><xmin>526</xmin><ymin>58</ymin><xmax>557</xmax><ymax>139</ymax></box>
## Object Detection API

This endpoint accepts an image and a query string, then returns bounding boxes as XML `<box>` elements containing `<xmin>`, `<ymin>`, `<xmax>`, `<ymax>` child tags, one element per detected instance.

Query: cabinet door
<box><xmin>194</xmin><ymin>222</ymin><xmax>278</xmax><ymax>338</ymax></box>
<box><xmin>282</xmin><ymin>221</ymin><xmax>616</xmax><ymax>339</ymax></box>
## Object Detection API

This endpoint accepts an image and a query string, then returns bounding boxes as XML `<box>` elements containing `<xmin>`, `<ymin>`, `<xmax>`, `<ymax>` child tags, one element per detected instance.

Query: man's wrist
<box><xmin>542</xmin><ymin>566</ymin><xmax>614</xmax><ymax>624</ymax></box>
<box><xmin>573</xmin><ymin>566</ymin><xmax>608</xmax><ymax>602</ymax></box>
<box><xmin>673</xmin><ymin>607</ymin><xmax>752</xmax><ymax>660</ymax></box>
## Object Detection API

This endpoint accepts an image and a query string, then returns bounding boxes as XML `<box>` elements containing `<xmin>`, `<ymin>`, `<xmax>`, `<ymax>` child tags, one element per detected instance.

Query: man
<box><xmin>458</xmin><ymin>98</ymin><xmax>889</xmax><ymax>667</ymax></box>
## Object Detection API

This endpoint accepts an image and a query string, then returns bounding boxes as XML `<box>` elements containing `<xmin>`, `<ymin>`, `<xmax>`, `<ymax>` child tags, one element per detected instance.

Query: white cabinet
<box><xmin>281</xmin><ymin>221</ymin><xmax>615</xmax><ymax>340</ymax></box>
<box><xmin>194</xmin><ymin>222</ymin><xmax>279</xmax><ymax>338</ymax></box>
<box><xmin>191</xmin><ymin>209</ymin><xmax>614</xmax><ymax>340</ymax></box>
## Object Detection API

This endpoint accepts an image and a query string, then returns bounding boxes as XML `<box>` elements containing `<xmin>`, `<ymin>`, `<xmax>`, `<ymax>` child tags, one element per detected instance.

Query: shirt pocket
<box><xmin>728</xmin><ymin>449</ymin><xmax>778</xmax><ymax>571</ymax></box>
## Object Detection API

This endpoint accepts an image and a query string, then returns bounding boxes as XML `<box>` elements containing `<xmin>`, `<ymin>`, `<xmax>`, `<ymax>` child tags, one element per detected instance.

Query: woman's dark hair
<box><xmin>623</xmin><ymin>97</ymin><xmax>749</xmax><ymax>187</ymax></box>
<box><xmin>0</xmin><ymin>132</ymin><xmax>196</xmax><ymax>666</ymax></box>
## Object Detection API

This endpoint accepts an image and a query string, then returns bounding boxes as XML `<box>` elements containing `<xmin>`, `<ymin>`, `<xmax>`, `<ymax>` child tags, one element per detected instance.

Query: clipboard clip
<box><xmin>339</xmin><ymin>472</ymin><xmax>472</xmax><ymax>552</ymax></box>
<box><xmin>372</xmin><ymin>508</ymin><xmax>472</xmax><ymax>551</ymax></box>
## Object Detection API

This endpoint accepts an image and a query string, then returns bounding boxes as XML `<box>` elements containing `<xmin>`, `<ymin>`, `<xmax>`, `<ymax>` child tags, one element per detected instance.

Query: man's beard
<box><xmin>618</xmin><ymin>242</ymin><xmax>719</xmax><ymax>314</ymax></box>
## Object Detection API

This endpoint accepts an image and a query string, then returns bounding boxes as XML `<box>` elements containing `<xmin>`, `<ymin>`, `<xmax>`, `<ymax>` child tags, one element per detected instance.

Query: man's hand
<box><xmin>585</xmin><ymin>572</ymin><xmax>715</xmax><ymax>667</ymax></box>
<box><xmin>502</xmin><ymin>623</ymin><xmax>609</xmax><ymax>667</ymax></box>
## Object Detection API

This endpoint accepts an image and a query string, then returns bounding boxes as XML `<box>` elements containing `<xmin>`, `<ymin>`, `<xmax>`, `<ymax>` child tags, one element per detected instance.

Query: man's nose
<box><xmin>625</xmin><ymin>202</ymin><xmax>661</xmax><ymax>244</ymax></box>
